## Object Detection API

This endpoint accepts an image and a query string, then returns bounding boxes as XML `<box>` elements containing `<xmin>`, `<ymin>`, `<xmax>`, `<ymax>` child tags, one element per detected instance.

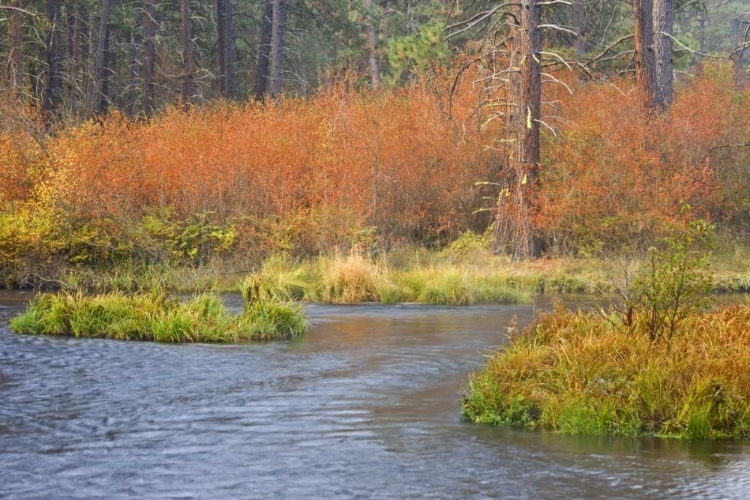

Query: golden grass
<box><xmin>463</xmin><ymin>301</ymin><xmax>750</xmax><ymax>439</ymax></box>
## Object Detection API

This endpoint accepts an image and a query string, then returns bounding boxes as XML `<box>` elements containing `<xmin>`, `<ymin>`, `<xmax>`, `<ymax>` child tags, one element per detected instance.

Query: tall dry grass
<box><xmin>464</xmin><ymin>301</ymin><xmax>750</xmax><ymax>439</ymax></box>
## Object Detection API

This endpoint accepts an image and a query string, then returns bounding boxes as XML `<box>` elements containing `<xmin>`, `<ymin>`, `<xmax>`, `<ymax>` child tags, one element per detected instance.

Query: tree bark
<box><xmin>225</xmin><ymin>0</ymin><xmax>236</xmax><ymax>97</ymax></box>
<box><xmin>9</xmin><ymin>0</ymin><xmax>24</xmax><ymax>98</ymax></box>
<box><xmin>79</xmin><ymin>6</ymin><xmax>92</xmax><ymax>113</ymax></box>
<box><xmin>270</xmin><ymin>0</ymin><xmax>286</xmax><ymax>99</ymax></box>
<box><xmin>633</xmin><ymin>0</ymin><xmax>657</xmax><ymax>111</ymax></box>
<box><xmin>653</xmin><ymin>0</ymin><xmax>673</xmax><ymax>108</ymax></box>
<box><xmin>216</xmin><ymin>0</ymin><xmax>236</xmax><ymax>98</ymax></box>
<box><xmin>144</xmin><ymin>0</ymin><xmax>157</xmax><ymax>115</ymax></box>
<box><xmin>364</xmin><ymin>0</ymin><xmax>380</xmax><ymax>90</ymax></box>
<box><xmin>216</xmin><ymin>0</ymin><xmax>226</xmax><ymax>94</ymax></box>
<box><xmin>494</xmin><ymin>0</ymin><xmax>543</xmax><ymax>260</ymax></box>
<box><xmin>572</xmin><ymin>0</ymin><xmax>586</xmax><ymax>56</ymax></box>
<box><xmin>95</xmin><ymin>0</ymin><xmax>112</xmax><ymax>115</ymax></box>
<box><xmin>254</xmin><ymin>0</ymin><xmax>274</xmax><ymax>100</ymax></box>
<box><xmin>181</xmin><ymin>0</ymin><xmax>196</xmax><ymax>107</ymax></box>
<box><xmin>127</xmin><ymin>13</ymin><xmax>141</xmax><ymax>118</ymax></box>
<box><xmin>42</xmin><ymin>0</ymin><xmax>64</xmax><ymax>125</ymax></box>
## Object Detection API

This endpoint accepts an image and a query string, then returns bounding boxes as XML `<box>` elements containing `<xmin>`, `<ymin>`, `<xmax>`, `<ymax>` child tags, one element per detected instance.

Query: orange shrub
<box><xmin>0</xmin><ymin>71</ymin><xmax>495</xmax><ymax>256</ymax></box>
<box><xmin>536</xmin><ymin>64</ymin><xmax>747</xmax><ymax>254</ymax></box>
<box><xmin>1</xmin><ymin>62</ymin><xmax>747</xmax><ymax>262</ymax></box>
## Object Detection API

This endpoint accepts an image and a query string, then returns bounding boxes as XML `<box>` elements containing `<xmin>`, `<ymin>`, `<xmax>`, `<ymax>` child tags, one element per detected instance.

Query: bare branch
<box><xmin>657</xmin><ymin>31</ymin><xmax>722</xmax><ymax>59</ymax></box>
<box><xmin>539</xmin><ymin>51</ymin><xmax>572</xmax><ymax>70</ymax></box>
<box><xmin>586</xmin><ymin>35</ymin><xmax>634</xmax><ymax>66</ymax></box>
<box><xmin>537</xmin><ymin>24</ymin><xmax>578</xmax><ymax>36</ymax></box>
<box><xmin>541</xmin><ymin>73</ymin><xmax>573</xmax><ymax>94</ymax></box>
<box><xmin>537</xmin><ymin>119</ymin><xmax>558</xmax><ymax>136</ymax></box>
<box><xmin>445</xmin><ymin>3</ymin><xmax>520</xmax><ymax>38</ymax></box>
<box><xmin>0</xmin><ymin>6</ymin><xmax>37</xmax><ymax>16</ymax></box>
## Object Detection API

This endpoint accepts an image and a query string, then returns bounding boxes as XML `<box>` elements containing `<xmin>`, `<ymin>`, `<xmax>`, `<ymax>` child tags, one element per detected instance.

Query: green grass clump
<box><xmin>244</xmin><ymin>300</ymin><xmax>307</xmax><ymax>340</ymax></box>
<box><xmin>10</xmin><ymin>291</ymin><xmax>306</xmax><ymax>342</ymax></box>
<box><xmin>463</xmin><ymin>302</ymin><xmax>750</xmax><ymax>440</ymax></box>
<box><xmin>393</xmin><ymin>266</ymin><xmax>530</xmax><ymax>305</ymax></box>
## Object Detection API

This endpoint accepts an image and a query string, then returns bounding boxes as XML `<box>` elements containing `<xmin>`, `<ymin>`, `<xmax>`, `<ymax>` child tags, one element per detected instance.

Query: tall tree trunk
<box><xmin>181</xmin><ymin>0</ymin><xmax>196</xmax><ymax>106</ymax></box>
<box><xmin>66</xmin><ymin>3</ymin><xmax>75</xmax><ymax>104</ymax></box>
<box><xmin>42</xmin><ymin>0</ymin><xmax>64</xmax><ymax>126</ymax></box>
<box><xmin>364</xmin><ymin>0</ymin><xmax>380</xmax><ymax>90</ymax></box>
<box><xmin>633</xmin><ymin>0</ymin><xmax>657</xmax><ymax>111</ymax></box>
<box><xmin>81</xmin><ymin>7</ymin><xmax>93</xmax><ymax>115</ymax></box>
<box><xmin>97</xmin><ymin>26</ymin><xmax>111</xmax><ymax>114</ymax></box>
<box><xmin>254</xmin><ymin>0</ymin><xmax>274</xmax><ymax>100</ymax></box>
<box><xmin>95</xmin><ymin>0</ymin><xmax>112</xmax><ymax>115</ymax></box>
<box><xmin>494</xmin><ymin>0</ymin><xmax>543</xmax><ymax>260</ymax></box>
<box><xmin>270</xmin><ymin>0</ymin><xmax>286</xmax><ymax>99</ymax></box>
<box><xmin>216</xmin><ymin>0</ymin><xmax>226</xmax><ymax>94</ymax></box>
<box><xmin>127</xmin><ymin>14</ymin><xmax>141</xmax><ymax>118</ymax></box>
<box><xmin>572</xmin><ymin>0</ymin><xmax>586</xmax><ymax>56</ymax></box>
<box><xmin>653</xmin><ymin>0</ymin><xmax>673</xmax><ymax>108</ymax></box>
<box><xmin>216</xmin><ymin>0</ymin><xmax>236</xmax><ymax>98</ymax></box>
<box><xmin>225</xmin><ymin>0</ymin><xmax>236</xmax><ymax>97</ymax></box>
<box><xmin>9</xmin><ymin>0</ymin><xmax>24</xmax><ymax>99</ymax></box>
<box><xmin>144</xmin><ymin>0</ymin><xmax>157</xmax><ymax>115</ymax></box>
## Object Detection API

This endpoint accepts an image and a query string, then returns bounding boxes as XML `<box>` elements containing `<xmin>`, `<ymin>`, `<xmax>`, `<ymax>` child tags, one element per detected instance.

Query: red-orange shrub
<box><xmin>0</xmin><ymin>71</ymin><xmax>496</xmax><ymax>256</ymax></box>
<box><xmin>536</xmin><ymin>64</ymin><xmax>747</xmax><ymax>254</ymax></box>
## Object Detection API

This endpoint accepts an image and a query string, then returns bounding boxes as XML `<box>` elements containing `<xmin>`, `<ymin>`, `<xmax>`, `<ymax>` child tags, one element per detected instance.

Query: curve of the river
<box><xmin>1</xmin><ymin>290</ymin><xmax>748</xmax><ymax>499</ymax></box>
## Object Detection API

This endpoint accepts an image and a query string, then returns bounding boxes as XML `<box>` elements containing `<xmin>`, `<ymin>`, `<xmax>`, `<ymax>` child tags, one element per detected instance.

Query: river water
<box><xmin>1</xmin><ymin>290</ymin><xmax>748</xmax><ymax>499</ymax></box>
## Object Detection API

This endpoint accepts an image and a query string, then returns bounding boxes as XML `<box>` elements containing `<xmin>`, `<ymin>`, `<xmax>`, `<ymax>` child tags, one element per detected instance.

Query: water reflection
<box><xmin>0</xmin><ymin>293</ymin><xmax>747</xmax><ymax>499</ymax></box>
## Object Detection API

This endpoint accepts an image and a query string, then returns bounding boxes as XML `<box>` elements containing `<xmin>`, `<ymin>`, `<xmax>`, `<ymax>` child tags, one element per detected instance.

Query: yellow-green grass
<box><xmin>240</xmin><ymin>251</ymin><xmax>536</xmax><ymax>305</ymax></box>
<box><xmin>463</xmin><ymin>302</ymin><xmax>750</xmax><ymax>440</ymax></box>
<box><xmin>10</xmin><ymin>291</ymin><xmax>306</xmax><ymax>342</ymax></box>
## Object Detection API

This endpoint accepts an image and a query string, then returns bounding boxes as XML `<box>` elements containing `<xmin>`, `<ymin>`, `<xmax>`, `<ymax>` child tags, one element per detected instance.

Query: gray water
<box><xmin>1</xmin><ymin>290</ymin><xmax>749</xmax><ymax>499</ymax></box>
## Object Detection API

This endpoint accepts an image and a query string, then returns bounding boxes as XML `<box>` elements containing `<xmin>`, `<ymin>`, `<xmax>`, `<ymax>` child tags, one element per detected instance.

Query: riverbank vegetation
<box><xmin>462</xmin><ymin>301</ymin><xmax>750</xmax><ymax>440</ymax></box>
<box><xmin>463</xmin><ymin>223</ymin><xmax>750</xmax><ymax>440</ymax></box>
<box><xmin>2</xmin><ymin>63</ymin><xmax>750</xmax><ymax>299</ymax></box>
<box><xmin>10</xmin><ymin>291</ymin><xmax>306</xmax><ymax>342</ymax></box>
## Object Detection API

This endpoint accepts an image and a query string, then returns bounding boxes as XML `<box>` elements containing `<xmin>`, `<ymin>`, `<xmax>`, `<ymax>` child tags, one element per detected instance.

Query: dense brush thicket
<box><xmin>1</xmin><ymin>63</ymin><xmax>749</xmax><ymax>286</ymax></box>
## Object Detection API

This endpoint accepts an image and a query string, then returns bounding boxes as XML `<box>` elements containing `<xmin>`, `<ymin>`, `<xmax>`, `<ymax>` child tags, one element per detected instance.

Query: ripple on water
<box><xmin>0</xmin><ymin>297</ymin><xmax>749</xmax><ymax>499</ymax></box>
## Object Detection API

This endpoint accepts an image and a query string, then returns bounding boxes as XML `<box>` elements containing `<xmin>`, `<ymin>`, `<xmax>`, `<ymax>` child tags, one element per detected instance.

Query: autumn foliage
<box><xmin>0</xmin><ymin>72</ymin><xmax>495</xmax><ymax>264</ymax></box>
<box><xmin>537</xmin><ymin>64</ymin><xmax>749</xmax><ymax>254</ymax></box>
<box><xmin>0</xmin><ymin>63</ymin><xmax>749</xmax><ymax>284</ymax></box>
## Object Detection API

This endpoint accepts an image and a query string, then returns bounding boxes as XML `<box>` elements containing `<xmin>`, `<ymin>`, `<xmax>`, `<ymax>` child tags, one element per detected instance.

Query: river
<box><xmin>1</xmin><ymin>290</ymin><xmax>748</xmax><ymax>499</ymax></box>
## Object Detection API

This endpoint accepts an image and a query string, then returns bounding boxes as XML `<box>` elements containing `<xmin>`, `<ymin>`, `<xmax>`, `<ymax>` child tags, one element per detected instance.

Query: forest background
<box><xmin>1</xmin><ymin>0</ymin><xmax>750</xmax><ymax>291</ymax></box>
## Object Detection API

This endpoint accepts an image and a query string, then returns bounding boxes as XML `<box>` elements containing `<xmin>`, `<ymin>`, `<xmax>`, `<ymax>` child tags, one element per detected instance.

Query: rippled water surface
<box><xmin>1</xmin><ymin>290</ymin><xmax>749</xmax><ymax>499</ymax></box>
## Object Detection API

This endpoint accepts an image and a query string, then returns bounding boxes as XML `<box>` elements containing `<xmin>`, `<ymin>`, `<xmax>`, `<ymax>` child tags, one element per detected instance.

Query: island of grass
<box><xmin>10</xmin><ymin>291</ymin><xmax>307</xmax><ymax>342</ymax></box>
<box><xmin>463</xmin><ymin>302</ymin><xmax>750</xmax><ymax>440</ymax></box>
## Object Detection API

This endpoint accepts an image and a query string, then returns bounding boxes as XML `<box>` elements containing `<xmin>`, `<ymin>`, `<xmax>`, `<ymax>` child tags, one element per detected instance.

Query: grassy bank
<box><xmin>240</xmin><ymin>251</ymin><xmax>539</xmax><ymax>305</ymax></box>
<box><xmin>10</xmin><ymin>292</ymin><xmax>306</xmax><ymax>342</ymax></box>
<box><xmin>7</xmin><ymin>230</ymin><xmax>750</xmax><ymax>305</ymax></box>
<box><xmin>463</xmin><ymin>302</ymin><xmax>750</xmax><ymax>440</ymax></box>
